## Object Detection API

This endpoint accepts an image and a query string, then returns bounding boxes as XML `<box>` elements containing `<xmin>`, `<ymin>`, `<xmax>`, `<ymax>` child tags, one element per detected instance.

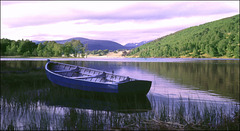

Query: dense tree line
<box><xmin>1</xmin><ymin>39</ymin><xmax>37</xmax><ymax>57</ymax></box>
<box><xmin>0</xmin><ymin>39</ymin><xmax>87</xmax><ymax>57</ymax></box>
<box><xmin>129</xmin><ymin>14</ymin><xmax>240</xmax><ymax>58</ymax></box>
<box><xmin>90</xmin><ymin>49</ymin><xmax>109</xmax><ymax>56</ymax></box>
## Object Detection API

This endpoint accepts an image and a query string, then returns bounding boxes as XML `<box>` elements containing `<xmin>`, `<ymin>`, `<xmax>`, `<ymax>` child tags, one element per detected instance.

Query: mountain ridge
<box><xmin>33</xmin><ymin>37</ymin><xmax>126</xmax><ymax>51</ymax></box>
<box><xmin>124</xmin><ymin>40</ymin><xmax>153</xmax><ymax>49</ymax></box>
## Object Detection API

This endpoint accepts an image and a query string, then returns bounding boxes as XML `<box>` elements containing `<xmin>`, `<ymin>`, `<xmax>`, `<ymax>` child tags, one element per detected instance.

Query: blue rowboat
<box><xmin>45</xmin><ymin>60</ymin><xmax>152</xmax><ymax>95</ymax></box>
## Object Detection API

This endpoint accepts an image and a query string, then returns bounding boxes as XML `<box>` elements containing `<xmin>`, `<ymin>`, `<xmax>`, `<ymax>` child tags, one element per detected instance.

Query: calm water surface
<box><xmin>1</xmin><ymin>58</ymin><xmax>239</xmax><ymax>130</ymax></box>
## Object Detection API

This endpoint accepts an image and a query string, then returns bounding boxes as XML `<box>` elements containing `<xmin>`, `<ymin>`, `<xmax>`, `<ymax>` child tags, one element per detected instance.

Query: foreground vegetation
<box><xmin>129</xmin><ymin>14</ymin><xmax>239</xmax><ymax>58</ymax></box>
<box><xmin>1</xmin><ymin>61</ymin><xmax>239</xmax><ymax>130</ymax></box>
<box><xmin>1</xmin><ymin>86</ymin><xmax>239</xmax><ymax>130</ymax></box>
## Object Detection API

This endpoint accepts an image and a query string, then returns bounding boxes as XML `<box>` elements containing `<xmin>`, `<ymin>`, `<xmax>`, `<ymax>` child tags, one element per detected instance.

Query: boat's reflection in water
<box><xmin>48</xmin><ymin>85</ymin><xmax>152</xmax><ymax>113</ymax></box>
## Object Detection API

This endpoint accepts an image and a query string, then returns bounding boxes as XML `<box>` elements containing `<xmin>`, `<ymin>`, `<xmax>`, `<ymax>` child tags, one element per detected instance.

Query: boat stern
<box><xmin>118</xmin><ymin>80</ymin><xmax>152</xmax><ymax>95</ymax></box>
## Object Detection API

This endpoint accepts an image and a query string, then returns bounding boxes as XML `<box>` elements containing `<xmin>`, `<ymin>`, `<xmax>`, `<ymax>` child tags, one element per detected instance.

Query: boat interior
<box><xmin>49</xmin><ymin>62</ymin><xmax>132</xmax><ymax>83</ymax></box>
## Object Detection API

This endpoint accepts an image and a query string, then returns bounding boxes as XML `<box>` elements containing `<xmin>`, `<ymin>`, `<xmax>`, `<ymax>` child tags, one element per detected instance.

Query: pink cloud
<box><xmin>2</xmin><ymin>1</ymin><xmax>238</xmax><ymax>28</ymax></box>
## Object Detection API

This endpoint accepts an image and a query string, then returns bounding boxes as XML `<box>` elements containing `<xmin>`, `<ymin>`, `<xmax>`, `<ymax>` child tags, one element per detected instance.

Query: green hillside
<box><xmin>129</xmin><ymin>14</ymin><xmax>239</xmax><ymax>58</ymax></box>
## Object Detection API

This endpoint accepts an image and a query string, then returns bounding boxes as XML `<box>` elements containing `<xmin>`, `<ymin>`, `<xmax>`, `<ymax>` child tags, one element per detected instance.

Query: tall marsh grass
<box><xmin>1</xmin><ymin>92</ymin><xmax>239</xmax><ymax>130</ymax></box>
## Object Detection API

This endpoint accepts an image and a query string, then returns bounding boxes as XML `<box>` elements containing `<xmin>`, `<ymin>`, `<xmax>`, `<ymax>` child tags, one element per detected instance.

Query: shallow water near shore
<box><xmin>1</xmin><ymin>58</ymin><xmax>239</xmax><ymax>130</ymax></box>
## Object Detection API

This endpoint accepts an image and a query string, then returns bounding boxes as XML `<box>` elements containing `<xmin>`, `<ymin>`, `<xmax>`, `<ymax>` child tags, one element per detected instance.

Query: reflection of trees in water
<box><xmin>1</xmin><ymin>60</ymin><xmax>239</xmax><ymax>101</ymax></box>
<box><xmin>133</xmin><ymin>61</ymin><xmax>239</xmax><ymax>101</ymax></box>
<box><xmin>1</xmin><ymin>61</ymin><xmax>46</xmax><ymax>71</ymax></box>
<box><xmin>68</xmin><ymin>61</ymin><xmax>125</xmax><ymax>72</ymax></box>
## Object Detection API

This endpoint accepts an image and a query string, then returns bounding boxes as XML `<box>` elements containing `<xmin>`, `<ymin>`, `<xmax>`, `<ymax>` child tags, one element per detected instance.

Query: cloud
<box><xmin>95</xmin><ymin>2</ymin><xmax>237</xmax><ymax>21</ymax></box>
<box><xmin>1</xmin><ymin>1</ymin><xmax>132</xmax><ymax>27</ymax></box>
<box><xmin>27</xmin><ymin>34</ymin><xmax>73</xmax><ymax>41</ymax></box>
<box><xmin>1</xmin><ymin>1</ymin><xmax>239</xmax><ymax>44</ymax></box>
<box><xmin>1</xmin><ymin>1</ymin><xmax>238</xmax><ymax>28</ymax></box>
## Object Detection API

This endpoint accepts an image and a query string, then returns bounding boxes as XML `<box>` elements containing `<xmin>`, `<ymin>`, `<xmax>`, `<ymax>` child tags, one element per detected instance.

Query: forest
<box><xmin>0</xmin><ymin>39</ymin><xmax>87</xmax><ymax>57</ymax></box>
<box><xmin>129</xmin><ymin>14</ymin><xmax>239</xmax><ymax>58</ymax></box>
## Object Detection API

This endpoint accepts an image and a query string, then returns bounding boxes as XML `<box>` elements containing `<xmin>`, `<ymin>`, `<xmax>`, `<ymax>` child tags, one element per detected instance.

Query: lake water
<box><xmin>1</xmin><ymin>58</ymin><xmax>239</xmax><ymax>130</ymax></box>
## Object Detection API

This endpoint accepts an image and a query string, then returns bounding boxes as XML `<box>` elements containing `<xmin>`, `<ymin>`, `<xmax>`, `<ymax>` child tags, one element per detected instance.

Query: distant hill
<box><xmin>124</xmin><ymin>40</ymin><xmax>152</xmax><ymax>49</ymax></box>
<box><xmin>34</xmin><ymin>37</ymin><xmax>126</xmax><ymax>51</ymax></box>
<box><xmin>129</xmin><ymin>14</ymin><xmax>239</xmax><ymax>58</ymax></box>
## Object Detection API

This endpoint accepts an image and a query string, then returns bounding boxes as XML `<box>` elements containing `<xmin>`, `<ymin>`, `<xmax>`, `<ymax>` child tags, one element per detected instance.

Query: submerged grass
<box><xmin>1</xmin><ymin>88</ymin><xmax>239</xmax><ymax>130</ymax></box>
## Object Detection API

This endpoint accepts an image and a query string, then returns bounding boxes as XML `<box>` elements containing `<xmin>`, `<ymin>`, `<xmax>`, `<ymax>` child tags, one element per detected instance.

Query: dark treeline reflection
<box><xmin>66</xmin><ymin>61</ymin><xmax>124</xmax><ymax>72</ymax></box>
<box><xmin>132</xmin><ymin>60</ymin><xmax>239</xmax><ymax>101</ymax></box>
<box><xmin>1</xmin><ymin>61</ymin><xmax>46</xmax><ymax>71</ymax></box>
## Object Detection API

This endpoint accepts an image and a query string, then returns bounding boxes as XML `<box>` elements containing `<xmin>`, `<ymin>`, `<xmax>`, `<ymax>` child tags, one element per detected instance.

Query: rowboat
<box><xmin>45</xmin><ymin>60</ymin><xmax>152</xmax><ymax>95</ymax></box>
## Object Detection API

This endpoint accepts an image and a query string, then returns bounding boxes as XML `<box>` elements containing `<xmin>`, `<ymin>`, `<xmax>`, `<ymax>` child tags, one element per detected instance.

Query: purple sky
<box><xmin>1</xmin><ymin>1</ymin><xmax>239</xmax><ymax>45</ymax></box>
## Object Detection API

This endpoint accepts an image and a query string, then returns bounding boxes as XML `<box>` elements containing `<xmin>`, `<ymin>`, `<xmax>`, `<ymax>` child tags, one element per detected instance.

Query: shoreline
<box><xmin>1</xmin><ymin>49</ymin><xmax>238</xmax><ymax>60</ymax></box>
<box><xmin>1</xmin><ymin>57</ymin><xmax>239</xmax><ymax>62</ymax></box>
<box><xmin>1</xmin><ymin>55</ymin><xmax>238</xmax><ymax>60</ymax></box>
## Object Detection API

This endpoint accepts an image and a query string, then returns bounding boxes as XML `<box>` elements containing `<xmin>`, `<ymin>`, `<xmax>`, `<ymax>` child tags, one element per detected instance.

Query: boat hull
<box><xmin>45</xmin><ymin>61</ymin><xmax>152</xmax><ymax>95</ymax></box>
<box><xmin>46</xmin><ymin>70</ymin><xmax>119</xmax><ymax>93</ymax></box>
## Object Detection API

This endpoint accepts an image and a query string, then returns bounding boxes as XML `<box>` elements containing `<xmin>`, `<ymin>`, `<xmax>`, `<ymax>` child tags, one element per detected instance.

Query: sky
<box><xmin>1</xmin><ymin>1</ymin><xmax>239</xmax><ymax>45</ymax></box>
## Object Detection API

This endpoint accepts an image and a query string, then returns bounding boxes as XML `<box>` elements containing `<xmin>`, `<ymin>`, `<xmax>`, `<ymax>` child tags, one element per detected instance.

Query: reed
<box><xmin>1</xmin><ymin>92</ymin><xmax>239</xmax><ymax>130</ymax></box>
